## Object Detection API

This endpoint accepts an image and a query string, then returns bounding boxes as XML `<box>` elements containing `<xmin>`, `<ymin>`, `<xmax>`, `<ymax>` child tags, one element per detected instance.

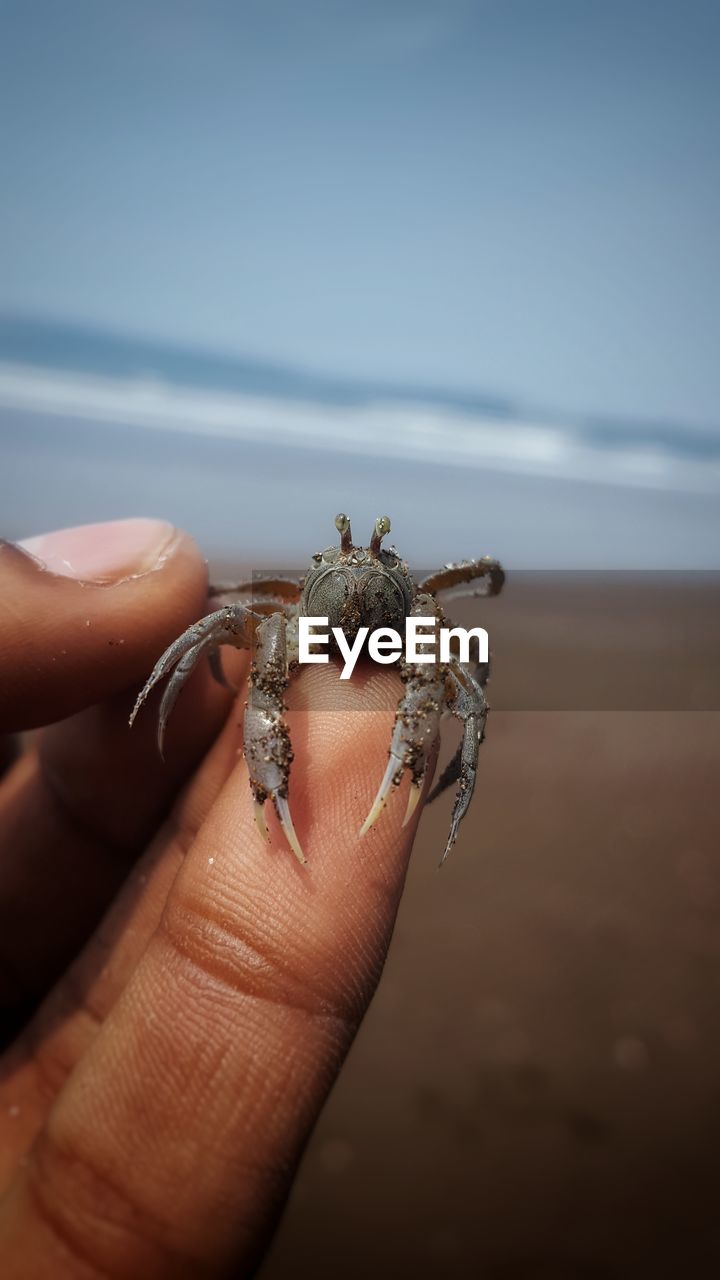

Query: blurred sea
<box><xmin>1</xmin><ymin>315</ymin><xmax>719</xmax><ymax>568</ymax></box>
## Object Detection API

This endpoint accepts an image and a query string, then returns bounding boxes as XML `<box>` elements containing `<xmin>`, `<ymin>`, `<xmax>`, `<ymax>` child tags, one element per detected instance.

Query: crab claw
<box><xmin>274</xmin><ymin>792</ymin><xmax>307</xmax><ymax>866</ymax></box>
<box><xmin>359</xmin><ymin>755</ymin><xmax>403</xmax><ymax>837</ymax></box>
<box><xmin>243</xmin><ymin>611</ymin><xmax>307</xmax><ymax>866</ymax></box>
<box><xmin>402</xmin><ymin>778</ymin><xmax>423</xmax><ymax>827</ymax></box>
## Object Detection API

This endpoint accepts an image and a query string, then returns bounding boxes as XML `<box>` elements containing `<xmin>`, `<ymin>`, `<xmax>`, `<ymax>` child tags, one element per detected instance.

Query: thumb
<box><xmin>0</xmin><ymin>520</ymin><xmax>208</xmax><ymax>731</ymax></box>
<box><xmin>0</xmin><ymin>665</ymin><xmax>433</xmax><ymax>1278</ymax></box>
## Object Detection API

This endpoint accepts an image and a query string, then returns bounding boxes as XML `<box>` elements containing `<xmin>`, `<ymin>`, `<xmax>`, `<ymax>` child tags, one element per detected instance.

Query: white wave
<box><xmin>1</xmin><ymin>361</ymin><xmax>718</xmax><ymax>495</ymax></box>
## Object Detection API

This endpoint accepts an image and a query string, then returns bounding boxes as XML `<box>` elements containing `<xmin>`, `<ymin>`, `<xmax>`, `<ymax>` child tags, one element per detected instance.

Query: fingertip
<box><xmin>0</xmin><ymin>522</ymin><xmax>210</xmax><ymax>731</ymax></box>
<box><xmin>17</xmin><ymin>518</ymin><xmax>179</xmax><ymax>585</ymax></box>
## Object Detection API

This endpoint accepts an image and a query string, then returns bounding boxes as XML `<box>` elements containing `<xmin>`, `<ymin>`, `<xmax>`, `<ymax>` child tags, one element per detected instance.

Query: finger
<box><xmin>0</xmin><ymin>699</ymin><xmax>248</xmax><ymax>1187</ymax></box>
<box><xmin>0</xmin><ymin>520</ymin><xmax>205</xmax><ymax>731</ymax></box>
<box><xmin>0</xmin><ymin>518</ymin><xmax>236</xmax><ymax>1022</ymax></box>
<box><xmin>0</xmin><ymin>649</ymin><xmax>244</xmax><ymax>1031</ymax></box>
<box><xmin>0</xmin><ymin>663</ymin><xmax>433</xmax><ymax>1278</ymax></box>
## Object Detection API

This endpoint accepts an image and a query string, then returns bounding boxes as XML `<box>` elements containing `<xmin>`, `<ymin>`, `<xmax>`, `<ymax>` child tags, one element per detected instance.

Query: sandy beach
<box><xmin>256</xmin><ymin>576</ymin><xmax>720</xmax><ymax>1279</ymax></box>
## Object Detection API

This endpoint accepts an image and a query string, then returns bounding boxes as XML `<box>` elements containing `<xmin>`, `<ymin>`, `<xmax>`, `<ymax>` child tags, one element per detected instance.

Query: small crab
<box><xmin>129</xmin><ymin>515</ymin><xmax>504</xmax><ymax>865</ymax></box>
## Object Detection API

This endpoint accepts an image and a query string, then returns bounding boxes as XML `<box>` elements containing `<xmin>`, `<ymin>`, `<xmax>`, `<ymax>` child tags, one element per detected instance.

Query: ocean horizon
<box><xmin>2</xmin><ymin>315</ymin><xmax>719</xmax><ymax>568</ymax></box>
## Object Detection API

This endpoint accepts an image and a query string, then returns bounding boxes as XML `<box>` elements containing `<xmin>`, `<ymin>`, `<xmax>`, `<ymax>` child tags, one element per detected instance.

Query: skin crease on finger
<box><xmin>0</xmin><ymin>660</ymin><xmax>435</xmax><ymax>1279</ymax></box>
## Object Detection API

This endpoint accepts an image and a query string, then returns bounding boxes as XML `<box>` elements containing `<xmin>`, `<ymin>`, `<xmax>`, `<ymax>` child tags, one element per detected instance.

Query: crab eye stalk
<box><xmin>370</xmin><ymin>515</ymin><xmax>391</xmax><ymax>556</ymax></box>
<box><xmin>335</xmin><ymin>512</ymin><xmax>353</xmax><ymax>552</ymax></box>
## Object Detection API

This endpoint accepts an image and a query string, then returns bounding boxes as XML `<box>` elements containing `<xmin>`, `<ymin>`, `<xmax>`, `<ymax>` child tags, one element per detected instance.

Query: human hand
<box><xmin>0</xmin><ymin>519</ymin><xmax>431</xmax><ymax>1278</ymax></box>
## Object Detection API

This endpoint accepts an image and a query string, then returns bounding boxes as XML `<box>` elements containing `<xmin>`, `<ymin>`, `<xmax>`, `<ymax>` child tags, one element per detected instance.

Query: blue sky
<box><xmin>1</xmin><ymin>0</ymin><xmax>719</xmax><ymax>428</ymax></box>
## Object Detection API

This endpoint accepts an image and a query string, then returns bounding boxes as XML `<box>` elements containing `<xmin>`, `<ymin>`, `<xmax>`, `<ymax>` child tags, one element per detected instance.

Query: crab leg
<box><xmin>243</xmin><ymin>611</ymin><xmax>306</xmax><ymax>865</ymax></box>
<box><xmin>156</xmin><ymin>637</ymin><xmax>213</xmax><ymax>756</ymax></box>
<box><xmin>360</xmin><ymin>596</ymin><xmax>447</xmax><ymax>837</ymax></box>
<box><xmin>209</xmin><ymin>577</ymin><xmax>302</xmax><ymax>611</ymax></box>
<box><xmin>129</xmin><ymin>603</ymin><xmax>260</xmax><ymax>736</ymax></box>
<box><xmin>419</xmin><ymin>557</ymin><xmax>505</xmax><ymax>600</ymax></box>
<box><xmin>431</xmin><ymin>664</ymin><xmax>488</xmax><ymax>865</ymax></box>
<box><xmin>426</xmin><ymin>605</ymin><xmax>493</xmax><ymax>803</ymax></box>
<box><xmin>427</xmin><ymin>645</ymin><xmax>489</xmax><ymax>803</ymax></box>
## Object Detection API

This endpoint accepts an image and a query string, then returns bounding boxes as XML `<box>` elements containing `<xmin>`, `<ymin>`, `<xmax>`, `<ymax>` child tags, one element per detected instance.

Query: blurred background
<box><xmin>2</xmin><ymin>0</ymin><xmax>720</xmax><ymax>565</ymax></box>
<box><xmin>1</xmin><ymin>2</ymin><xmax>720</xmax><ymax>1276</ymax></box>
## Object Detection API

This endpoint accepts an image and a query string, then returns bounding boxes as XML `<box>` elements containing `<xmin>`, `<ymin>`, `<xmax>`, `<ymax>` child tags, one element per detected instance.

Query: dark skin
<box><xmin>0</xmin><ymin>520</ymin><xmax>431</xmax><ymax>1279</ymax></box>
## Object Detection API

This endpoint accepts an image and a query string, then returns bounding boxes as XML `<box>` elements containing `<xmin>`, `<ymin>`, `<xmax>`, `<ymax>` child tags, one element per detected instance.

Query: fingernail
<box><xmin>19</xmin><ymin>519</ymin><xmax>178</xmax><ymax>584</ymax></box>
